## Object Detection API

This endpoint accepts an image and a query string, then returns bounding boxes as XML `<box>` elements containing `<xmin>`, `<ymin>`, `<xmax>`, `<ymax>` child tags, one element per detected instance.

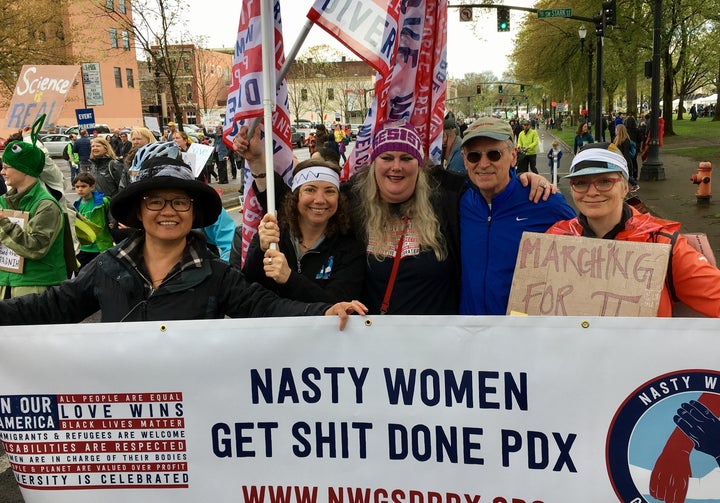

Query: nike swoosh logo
<box><xmin>516</xmin><ymin>217</ymin><xmax>528</xmax><ymax>221</ymax></box>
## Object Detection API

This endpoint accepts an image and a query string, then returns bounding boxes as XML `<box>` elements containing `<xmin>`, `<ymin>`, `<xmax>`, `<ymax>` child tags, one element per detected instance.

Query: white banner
<box><xmin>0</xmin><ymin>316</ymin><xmax>719</xmax><ymax>503</ymax></box>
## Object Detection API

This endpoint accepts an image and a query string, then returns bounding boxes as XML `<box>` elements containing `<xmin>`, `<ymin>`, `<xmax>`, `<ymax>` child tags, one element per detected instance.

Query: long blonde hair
<box><xmin>353</xmin><ymin>162</ymin><xmax>446</xmax><ymax>261</ymax></box>
<box><xmin>90</xmin><ymin>137</ymin><xmax>117</xmax><ymax>160</ymax></box>
<box><xmin>614</xmin><ymin>124</ymin><xmax>630</xmax><ymax>144</ymax></box>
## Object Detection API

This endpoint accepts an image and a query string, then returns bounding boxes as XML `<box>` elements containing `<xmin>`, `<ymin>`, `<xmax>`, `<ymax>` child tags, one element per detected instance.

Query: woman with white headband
<box><xmin>546</xmin><ymin>143</ymin><xmax>720</xmax><ymax>317</ymax></box>
<box><xmin>243</xmin><ymin>159</ymin><xmax>365</xmax><ymax>303</ymax></box>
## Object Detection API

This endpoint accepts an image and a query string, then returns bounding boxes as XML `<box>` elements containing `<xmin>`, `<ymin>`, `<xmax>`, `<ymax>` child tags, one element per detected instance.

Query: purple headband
<box><xmin>370</xmin><ymin>122</ymin><xmax>424</xmax><ymax>164</ymax></box>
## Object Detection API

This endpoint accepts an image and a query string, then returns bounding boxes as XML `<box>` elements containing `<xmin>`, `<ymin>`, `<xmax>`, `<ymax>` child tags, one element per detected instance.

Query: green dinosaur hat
<box><xmin>1</xmin><ymin>114</ymin><xmax>46</xmax><ymax>178</ymax></box>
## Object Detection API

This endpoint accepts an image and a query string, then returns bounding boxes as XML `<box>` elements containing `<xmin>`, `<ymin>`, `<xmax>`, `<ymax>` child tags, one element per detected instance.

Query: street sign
<box><xmin>537</xmin><ymin>8</ymin><xmax>572</xmax><ymax>18</ymax></box>
<box><xmin>459</xmin><ymin>7</ymin><xmax>473</xmax><ymax>22</ymax></box>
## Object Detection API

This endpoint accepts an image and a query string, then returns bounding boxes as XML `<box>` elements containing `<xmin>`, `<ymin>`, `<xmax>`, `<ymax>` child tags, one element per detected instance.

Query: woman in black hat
<box><xmin>0</xmin><ymin>156</ymin><xmax>366</xmax><ymax>327</ymax></box>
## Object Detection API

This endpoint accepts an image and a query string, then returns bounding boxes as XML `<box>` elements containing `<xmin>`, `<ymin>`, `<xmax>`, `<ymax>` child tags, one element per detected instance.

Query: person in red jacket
<box><xmin>546</xmin><ymin>143</ymin><xmax>720</xmax><ymax>317</ymax></box>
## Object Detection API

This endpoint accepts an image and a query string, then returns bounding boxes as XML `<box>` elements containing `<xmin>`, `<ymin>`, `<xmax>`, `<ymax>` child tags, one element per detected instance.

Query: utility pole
<box><xmin>640</xmin><ymin>0</ymin><xmax>665</xmax><ymax>181</ymax></box>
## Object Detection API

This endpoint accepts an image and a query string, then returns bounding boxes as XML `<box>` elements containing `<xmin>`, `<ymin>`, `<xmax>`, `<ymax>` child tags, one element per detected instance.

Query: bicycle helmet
<box><xmin>130</xmin><ymin>141</ymin><xmax>181</xmax><ymax>172</ymax></box>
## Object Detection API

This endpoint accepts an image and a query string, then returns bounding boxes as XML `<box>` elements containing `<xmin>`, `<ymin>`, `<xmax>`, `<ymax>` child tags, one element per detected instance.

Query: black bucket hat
<box><xmin>109</xmin><ymin>156</ymin><xmax>221</xmax><ymax>228</ymax></box>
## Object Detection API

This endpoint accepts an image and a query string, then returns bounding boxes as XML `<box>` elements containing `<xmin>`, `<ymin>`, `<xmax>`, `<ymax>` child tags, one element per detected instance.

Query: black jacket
<box><xmin>89</xmin><ymin>156</ymin><xmax>125</xmax><ymax>198</ymax></box>
<box><xmin>0</xmin><ymin>233</ymin><xmax>330</xmax><ymax>324</ymax></box>
<box><xmin>244</xmin><ymin>227</ymin><xmax>365</xmax><ymax>304</ymax></box>
<box><xmin>253</xmin><ymin>167</ymin><xmax>465</xmax><ymax>314</ymax></box>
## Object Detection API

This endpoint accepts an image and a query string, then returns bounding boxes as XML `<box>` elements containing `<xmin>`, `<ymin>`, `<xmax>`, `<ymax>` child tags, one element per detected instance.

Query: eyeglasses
<box><xmin>568</xmin><ymin>177</ymin><xmax>623</xmax><ymax>193</ymax></box>
<box><xmin>464</xmin><ymin>148</ymin><xmax>508</xmax><ymax>163</ymax></box>
<box><xmin>142</xmin><ymin>196</ymin><xmax>193</xmax><ymax>212</ymax></box>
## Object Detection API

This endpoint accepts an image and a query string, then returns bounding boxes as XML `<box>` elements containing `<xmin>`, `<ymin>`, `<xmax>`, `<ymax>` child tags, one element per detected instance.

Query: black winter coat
<box><xmin>89</xmin><ymin>156</ymin><xmax>125</xmax><ymax>198</ymax></box>
<box><xmin>244</xmin><ymin>228</ymin><xmax>365</xmax><ymax>304</ymax></box>
<box><xmin>0</xmin><ymin>233</ymin><xmax>330</xmax><ymax>324</ymax></box>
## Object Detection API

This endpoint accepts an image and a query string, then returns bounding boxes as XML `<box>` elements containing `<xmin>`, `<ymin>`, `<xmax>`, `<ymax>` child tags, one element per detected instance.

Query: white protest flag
<box><xmin>223</xmin><ymin>0</ymin><xmax>294</xmax><ymax>265</ymax></box>
<box><xmin>307</xmin><ymin>0</ymin><xmax>400</xmax><ymax>78</ymax></box>
<box><xmin>341</xmin><ymin>0</ymin><xmax>448</xmax><ymax>179</ymax></box>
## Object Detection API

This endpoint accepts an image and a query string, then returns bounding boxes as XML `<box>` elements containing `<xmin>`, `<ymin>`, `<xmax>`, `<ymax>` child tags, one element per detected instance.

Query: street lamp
<box><xmin>579</xmin><ymin>25</ymin><xmax>594</xmax><ymax>131</ymax></box>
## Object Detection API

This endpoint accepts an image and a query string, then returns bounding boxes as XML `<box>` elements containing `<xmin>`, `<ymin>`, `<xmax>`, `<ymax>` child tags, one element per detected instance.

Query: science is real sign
<box><xmin>0</xmin><ymin>316</ymin><xmax>718</xmax><ymax>503</ymax></box>
<box><xmin>4</xmin><ymin>66</ymin><xmax>80</xmax><ymax>130</ymax></box>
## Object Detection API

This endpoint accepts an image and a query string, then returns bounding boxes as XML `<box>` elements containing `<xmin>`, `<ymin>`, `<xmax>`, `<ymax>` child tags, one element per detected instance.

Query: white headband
<box><xmin>291</xmin><ymin>167</ymin><xmax>341</xmax><ymax>192</ymax></box>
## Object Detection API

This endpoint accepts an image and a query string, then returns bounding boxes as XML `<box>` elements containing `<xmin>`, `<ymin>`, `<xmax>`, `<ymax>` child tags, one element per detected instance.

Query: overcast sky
<box><xmin>185</xmin><ymin>1</ymin><xmax>537</xmax><ymax>79</ymax></box>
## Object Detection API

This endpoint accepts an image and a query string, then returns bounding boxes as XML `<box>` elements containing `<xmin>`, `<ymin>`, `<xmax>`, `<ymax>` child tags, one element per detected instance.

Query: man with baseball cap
<box><xmin>0</xmin><ymin>115</ymin><xmax>67</xmax><ymax>298</ymax></box>
<box><xmin>459</xmin><ymin>117</ymin><xmax>575</xmax><ymax>315</ymax></box>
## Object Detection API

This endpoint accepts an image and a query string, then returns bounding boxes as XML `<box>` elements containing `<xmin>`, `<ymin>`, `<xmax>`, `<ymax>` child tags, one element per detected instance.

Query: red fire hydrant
<box><xmin>691</xmin><ymin>161</ymin><xmax>712</xmax><ymax>203</ymax></box>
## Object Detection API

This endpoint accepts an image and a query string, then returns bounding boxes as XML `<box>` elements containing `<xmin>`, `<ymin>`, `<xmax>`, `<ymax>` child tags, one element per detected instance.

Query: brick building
<box><xmin>138</xmin><ymin>45</ymin><xmax>232</xmax><ymax>129</ymax></box>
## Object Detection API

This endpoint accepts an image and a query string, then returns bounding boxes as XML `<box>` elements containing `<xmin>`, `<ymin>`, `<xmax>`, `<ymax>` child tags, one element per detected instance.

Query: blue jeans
<box><xmin>69</xmin><ymin>162</ymin><xmax>79</xmax><ymax>184</ymax></box>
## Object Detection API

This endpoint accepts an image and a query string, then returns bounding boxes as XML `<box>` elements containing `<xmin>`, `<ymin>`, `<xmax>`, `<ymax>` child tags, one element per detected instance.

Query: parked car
<box><xmin>295</xmin><ymin>119</ymin><xmax>314</xmax><ymax>129</ymax></box>
<box><xmin>64</xmin><ymin>124</ymin><xmax>111</xmax><ymax>136</ymax></box>
<box><xmin>291</xmin><ymin>126</ymin><xmax>305</xmax><ymax>148</ymax></box>
<box><xmin>38</xmin><ymin>134</ymin><xmax>72</xmax><ymax>158</ymax></box>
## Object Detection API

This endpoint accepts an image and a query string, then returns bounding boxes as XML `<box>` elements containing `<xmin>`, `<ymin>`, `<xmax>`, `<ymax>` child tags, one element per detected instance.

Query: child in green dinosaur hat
<box><xmin>0</xmin><ymin>114</ymin><xmax>69</xmax><ymax>298</ymax></box>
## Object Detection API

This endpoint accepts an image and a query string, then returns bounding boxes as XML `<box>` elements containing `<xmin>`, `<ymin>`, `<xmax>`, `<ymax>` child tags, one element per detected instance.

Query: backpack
<box><xmin>629</xmin><ymin>140</ymin><xmax>637</xmax><ymax>158</ymax></box>
<box><xmin>62</xmin><ymin>143</ymin><xmax>70</xmax><ymax>161</ymax></box>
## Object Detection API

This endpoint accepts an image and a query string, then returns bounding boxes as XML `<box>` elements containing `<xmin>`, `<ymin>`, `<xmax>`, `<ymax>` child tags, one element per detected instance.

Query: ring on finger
<box><xmin>267</xmin><ymin>257</ymin><xmax>273</xmax><ymax>264</ymax></box>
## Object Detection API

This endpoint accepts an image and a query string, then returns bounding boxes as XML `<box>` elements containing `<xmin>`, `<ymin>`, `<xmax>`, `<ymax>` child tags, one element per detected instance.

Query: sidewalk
<box><xmin>546</xmin><ymin>131</ymin><xmax>720</xmax><ymax>255</ymax></box>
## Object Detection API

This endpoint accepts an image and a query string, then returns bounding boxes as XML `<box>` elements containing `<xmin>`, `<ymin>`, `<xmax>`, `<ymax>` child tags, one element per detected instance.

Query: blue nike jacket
<box><xmin>459</xmin><ymin>176</ymin><xmax>576</xmax><ymax>315</ymax></box>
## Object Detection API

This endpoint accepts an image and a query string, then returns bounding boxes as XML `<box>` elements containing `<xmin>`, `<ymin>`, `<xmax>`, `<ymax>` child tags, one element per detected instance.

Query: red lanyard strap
<box><xmin>380</xmin><ymin>218</ymin><xmax>409</xmax><ymax>314</ymax></box>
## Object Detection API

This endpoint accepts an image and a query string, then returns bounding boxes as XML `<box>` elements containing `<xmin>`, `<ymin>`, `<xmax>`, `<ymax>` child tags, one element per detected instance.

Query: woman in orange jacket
<box><xmin>546</xmin><ymin>144</ymin><xmax>720</xmax><ymax>317</ymax></box>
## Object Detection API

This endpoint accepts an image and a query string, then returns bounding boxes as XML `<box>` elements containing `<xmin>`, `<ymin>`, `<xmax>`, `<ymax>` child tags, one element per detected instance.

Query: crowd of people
<box><xmin>0</xmin><ymin>111</ymin><xmax>718</xmax><ymax>325</ymax></box>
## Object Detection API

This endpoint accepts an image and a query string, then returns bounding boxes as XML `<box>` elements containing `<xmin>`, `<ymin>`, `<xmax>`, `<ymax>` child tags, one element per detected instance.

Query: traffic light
<box><xmin>603</xmin><ymin>0</ymin><xmax>617</xmax><ymax>26</ymax></box>
<box><xmin>594</xmin><ymin>14</ymin><xmax>604</xmax><ymax>37</ymax></box>
<box><xmin>497</xmin><ymin>7</ymin><xmax>510</xmax><ymax>32</ymax></box>
<box><xmin>520</xmin><ymin>84</ymin><xmax>525</xmax><ymax>93</ymax></box>
<box><xmin>498</xmin><ymin>96</ymin><xmax>503</xmax><ymax>104</ymax></box>
<box><xmin>476</xmin><ymin>84</ymin><xmax>482</xmax><ymax>94</ymax></box>
<box><xmin>498</xmin><ymin>85</ymin><xmax>503</xmax><ymax>94</ymax></box>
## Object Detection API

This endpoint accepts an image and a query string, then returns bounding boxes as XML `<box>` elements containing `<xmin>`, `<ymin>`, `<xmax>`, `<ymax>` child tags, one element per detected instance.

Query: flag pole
<box><xmin>279</xmin><ymin>18</ymin><xmax>313</xmax><ymax>82</ymax></box>
<box><xmin>248</xmin><ymin>18</ymin><xmax>313</xmax><ymax>136</ymax></box>
<box><xmin>260</xmin><ymin>0</ymin><xmax>277</xmax><ymax>218</ymax></box>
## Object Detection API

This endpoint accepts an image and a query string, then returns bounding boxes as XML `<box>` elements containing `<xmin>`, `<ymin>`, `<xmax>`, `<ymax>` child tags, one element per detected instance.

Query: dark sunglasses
<box><xmin>464</xmin><ymin>148</ymin><xmax>508</xmax><ymax>163</ymax></box>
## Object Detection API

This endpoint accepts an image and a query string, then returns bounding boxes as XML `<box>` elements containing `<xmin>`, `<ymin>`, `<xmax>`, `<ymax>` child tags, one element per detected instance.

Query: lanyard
<box><xmin>380</xmin><ymin>217</ymin><xmax>409</xmax><ymax>314</ymax></box>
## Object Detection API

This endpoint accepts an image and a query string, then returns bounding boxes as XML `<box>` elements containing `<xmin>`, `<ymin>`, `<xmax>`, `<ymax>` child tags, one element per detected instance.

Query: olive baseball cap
<box><xmin>461</xmin><ymin>117</ymin><xmax>514</xmax><ymax>146</ymax></box>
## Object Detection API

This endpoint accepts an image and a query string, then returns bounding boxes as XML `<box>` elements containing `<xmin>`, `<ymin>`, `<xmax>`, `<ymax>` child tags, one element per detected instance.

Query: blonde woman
<box><xmin>88</xmin><ymin>136</ymin><xmax>125</xmax><ymax>198</ymax></box>
<box><xmin>613</xmin><ymin>125</ymin><xmax>640</xmax><ymax>188</ymax></box>
<box><xmin>130</xmin><ymin>127</ymin><xmax>156</xmax><ymax>149</ymax></box>
<box><xmin>121</xmin><ymin>127</ymin><xmax>157</xmax><ymax>189</ymax></box>
<box><xmin>348</xmin><ymin>121</ymin><xmax>456</xmax><ymax>314</ymax></box>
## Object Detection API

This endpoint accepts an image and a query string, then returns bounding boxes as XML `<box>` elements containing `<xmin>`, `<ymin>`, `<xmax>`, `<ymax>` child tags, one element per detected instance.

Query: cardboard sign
<box><xmin>507</xmin><ymin>232</ymin><xmax>670</xmax><ymax>317</ymax></box>
<box><xmin>0</xmin><ymin>210</ymin><xmax>29</xmax><ymax>273</ymax></box>
<box><xmin>182</xmin><ymin>143</ymin><xmax>214</xmax><ymax>178</ymax></box>
<box><xmin>4</xmin><ymin>65</ymin><xmax>80</xmax><ymax>129</ymax></box>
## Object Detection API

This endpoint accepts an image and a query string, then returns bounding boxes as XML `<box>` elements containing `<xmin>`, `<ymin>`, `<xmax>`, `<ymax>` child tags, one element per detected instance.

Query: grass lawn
<box><xmin>548</xmin><ymin>116</ymin><xmax>719</xmax><ymax>162</ymax></box>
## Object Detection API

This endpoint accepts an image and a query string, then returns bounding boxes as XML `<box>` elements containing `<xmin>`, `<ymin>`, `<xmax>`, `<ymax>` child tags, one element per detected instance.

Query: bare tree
<box><xmin>193</xmin><ymin>45</ymin><xmax>229</xmax><ymax>116</ymax></box>
<box><xmin>291</xmin><ymin>45</ymin><xmax>344</xmax><ymax>124</ymax></box>
<box><xmin>99</xmin><ymin>0</ymin><xmax>195</xmax><ymax>129</ymax></box>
